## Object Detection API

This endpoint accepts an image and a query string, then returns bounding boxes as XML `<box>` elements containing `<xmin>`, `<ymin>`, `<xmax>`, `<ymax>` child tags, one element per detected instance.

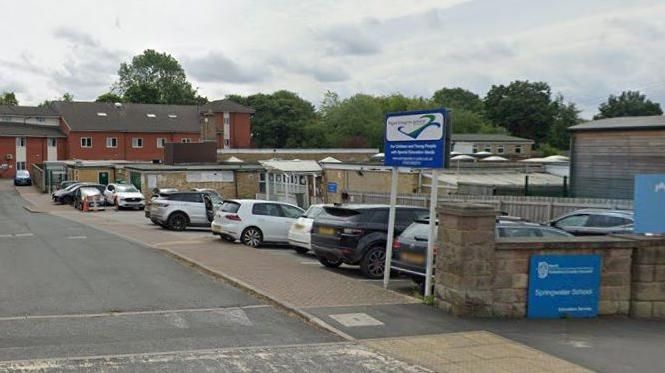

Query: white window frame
<box><xmin>484</xmin><ymin>145</ymin><xmax>492</xmax><ymax>153</ymax></box>
<box><xmin>181</xmin><ymin>138</ymin><xmax>192</xmax><ymax>143</ymax></box>
<box><xmin>132</xmin><ymin>137</ymin><xmax>144</xmax><ymax>148</ymax></box>
<box><xmin>497</xmin><ymin>145</ymin><xmax>504</xmax><ymax>154</ymax></box>
<box><xmin>16</xmin><ymin>137</ymin><xmax>26</xmax><ymax>147</ymax></box>
<box><xmin>156</xmin><ymin>138</ymin><xmax>166</xmax><ymax>148</ymax></box>
<box><xmin>106</xmin><ymin>137</ymin><xmax>118</xmax><ymax>148</ymax></box>
<box><xmin>47</xmin><ymin>137</ymin><xmax>57</xmax><ymax>147</ymax></box>
<box><xmin>16</xmin><ymin>161</ymin><xmax>26</xmax><ymax>170</ymax></box>
<box><xmin>81</xmin><ymin>137</ymin><xmax>92</xmax><ymax>148</ymax></box>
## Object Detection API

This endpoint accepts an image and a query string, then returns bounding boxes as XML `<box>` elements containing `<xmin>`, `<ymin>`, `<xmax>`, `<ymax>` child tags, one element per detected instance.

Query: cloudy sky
<box><xmin>1</xmin><ymin>0</ymin><xmax>663</xmax><ymax>117</ymax></box>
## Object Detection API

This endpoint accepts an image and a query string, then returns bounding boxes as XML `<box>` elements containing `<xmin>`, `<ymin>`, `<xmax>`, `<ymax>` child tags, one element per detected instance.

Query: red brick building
<box><xmin>0</xmin><ymin>100</ymin><xmax>254</xmax><ymax>178</ymax></box>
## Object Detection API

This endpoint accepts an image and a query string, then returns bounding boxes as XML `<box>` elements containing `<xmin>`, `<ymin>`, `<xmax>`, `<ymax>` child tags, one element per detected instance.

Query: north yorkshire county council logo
<box><xmin>537</xmin><ymin>262</ymin><xmax>549</xmax><ymax>279</ymax></box>
<box><xmin>397</xmin><ymin>114</ymin><xmax>442</xmax><ymax>139</ymax></box>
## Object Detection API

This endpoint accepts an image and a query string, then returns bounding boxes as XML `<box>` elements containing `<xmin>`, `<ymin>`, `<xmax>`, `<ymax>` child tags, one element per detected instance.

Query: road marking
<box><xmin>154</xmin><ymin>240</ymin><xmax>208</xmax><ymax>247</ymax></box>
<box><xmin>13</xmin><ymin>233</ymin><xmax>34</xmax><ymax>237</ymax></box>
<box><xmin>0</xmin><ymin>304</ymin><xmax>270</xmax><ymax>322</ymax></box>
<box><xmin>0</xmin><ymin>234</ymin><xmax>11</xmax><ymax>238</ymax></box>
<box><xmin>329</xmin><ymin>313</ymin><xmax>384</xmax><ymax>327</ymax></box>
<box><xmin>67</xmin><ymin>235</ymin><xmax>87</xmax><ymax>239</ymax></box>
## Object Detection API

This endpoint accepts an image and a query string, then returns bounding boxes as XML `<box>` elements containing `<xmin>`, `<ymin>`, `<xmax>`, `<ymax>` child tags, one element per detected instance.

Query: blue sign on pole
<box><xmin>384</xmin><ymin>109</ymin><xmax>448</xmax><ymax>169</ymax></box>
<box><xmin>527</xmin><ymin>254</ymin><xmax>601</xmax><ymax>319</ymax></box>
<box><xmin>327</xmin><ymin>182</ymin><xmax>337</xmax><ymax>193</ymax></box>
<box><xmin>634</xmin><ymin>174</ymin><xmax>665</xmax><ymax>234</ymax></box>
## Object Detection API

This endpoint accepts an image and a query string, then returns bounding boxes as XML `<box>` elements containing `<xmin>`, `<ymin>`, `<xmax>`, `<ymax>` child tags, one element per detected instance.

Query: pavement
<box><xmin>13</xmin><ymin>182</ymin><xmax>665</xmax><ymax>372</ymax></box>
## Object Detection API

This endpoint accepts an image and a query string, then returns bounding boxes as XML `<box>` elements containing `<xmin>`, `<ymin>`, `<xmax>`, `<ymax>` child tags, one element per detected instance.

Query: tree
<box><xmin>113</xmin><ymin>49</ymin><xmax>204</xmax><ymax>105</ymax></box>
<box><xmin>484</xmin><ymin>81</ymin><xmax>555</xmax><ymax>144</ymax></box>
<box><xmin>594</xmin><ymin>90</ymin><xmax>663</xmax><ymax>119</ymax></box>
<box><xmin>0</xmin><ymin>92</ymin><xmax>18</xmax><ymax>105</ymax></box>
<box><xmin>451</xmin><ymin>109</ymin><xmax>506</xmax><ymax>135</ymax></box>
<box><xmin>229</xmin><ymin>91</ymin><xmax>319</xmax><ymax>148</ymax></box>
<box><xmin>432</xmin><ymin>87</ymin><xmax>484</xmax><ymax>113</ymax></box>
<box><xmin>96</xmin><ymin>92</ymin><xmax>123</xmax><ymax>103</ymax></box>
<box><xmin>38</xmin><ymin>92</ymin><xmax>74</xmax><ymax>107</ymax></box>
<box><xmin>548</xmin><ymin>95</ymin><xmax>581</xmax><ymax>150</ymax></box>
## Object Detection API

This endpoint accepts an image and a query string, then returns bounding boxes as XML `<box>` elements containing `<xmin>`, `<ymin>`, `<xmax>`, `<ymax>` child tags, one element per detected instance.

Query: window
<box><xmin>156</xmin><ymin>138</ymin><xmax>166</xmax><ymax>148</ymax></box>
<box><xmin>181</xmin><ymin>138</ymin><xmax>192</xmax><ymax>143</ymax></box>
<box><xmin>472</xmin><ymin>146</ymin><xmax>479</xmax><ymax>153</ymax></box>
<box><xmin>400</xmin><ymin>223</ymin><xmax>430</xmax><ymax>240</ymax></box>
<box><xmin>555</xmin><ymin>214</ymin><xmax>589</xmax><ymax>228</ymax></box>
<box><xmin>132</xmin><ymin>137</ymin><xmax>143</xmax><ymax>148</ymax></box>
<box><xmin>223</xmin><ymin>112</ymin><xmax>230</xmax><ymax>125</ymax></box>
<box><xmin>252</xmin><ymin>203</ymin><xmax>283</xmax><ymax>217</ymax></box>
<box><xmin>396</xmin><ymin>209</ymin><xmax>427</xmax><ymax>227</ymax></box>
<box><xmin>369</xmin><ymin>209</ymin><xmax>389</xmax><ymax>224</ymax></box>
<box><xmin>221</xmin><ymin>201</ymin><xmax>241</xmax><ymax>213</ymax></box>
<box><xmin>539</xmin><ymin>228</ymin><xmax>572</xmax><ymax>237</ymax></box>
<box><xmin>16</xmin><ymin>137</ymin><xmax>26</xmax><ymax>147</ymax></box>
<box><xmin>106</xmin><ymin>137</ymin><xmax>118</xmax><ymax>148</ymax></box>
<box><xmin>281</xmin><ymin>204</ymin><xmax>304</xmax><ymax>218</ymax></box>
<box><xmin>498</xmin><ymin>227</ymin><xmax>542</xmax><ymax>238</ymax></box>
<box><xmin>47</xmin><ymin>138</ymin><xmax>57</xmax><ymax>147</ymax></box>
<box><xmin>484</xmin><ymin>146</ymin><xmax>492</xmax><ymax>152</ymax></box>
<box><xmin>588</xmin><ymin>214</ymin><xmax>633</xmax><ymax>228</ymax></box>
<box><xmin>497</xmin><ymin>146</ymin><xmax>504</xmax><ymax>154</ymax></box>
<box><xmin>81</xmin><ymin>137</ymin><xmax>92</xmax><ymax>148</ymax></box>
<box><xmin>169</xmin><ymin>193</ymin><xmax>203</xmax><ymax>203</ymax></box>
<box><xmin>16</xmin><ymin>161</ymin><xmax>26</xmax><ymax>170</ymax></box>
<box><xmin>515</xmin><ymin>145</ymin><xmax>522</xmax><ymax>154</ymax></box>
<box><xmin>36</xmin><ymin>117</ymin><xmax>45</xmax><ymax>122</ymax></box>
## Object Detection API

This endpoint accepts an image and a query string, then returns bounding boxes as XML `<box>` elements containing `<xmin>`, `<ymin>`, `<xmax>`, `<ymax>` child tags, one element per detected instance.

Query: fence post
<box><xmin>546</xmin><ymin>202</ymin><xmax>553</xmax><ymax>221</ymax></box>
<box><xmin>498</xmin><ymin>200</ymin><xmax>504</xmax><ymax>214</ymax></box>
<box><xmin>524</xmin><ymin>175</ymin><xmax>530</xmax><ymax>196</ymax></box>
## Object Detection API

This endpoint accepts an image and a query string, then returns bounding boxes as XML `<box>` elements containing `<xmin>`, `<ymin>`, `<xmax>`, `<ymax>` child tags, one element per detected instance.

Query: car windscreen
<box><xmin>116</xmin><ymin>185</ymin><xmax>139</xmax><ymax>193</ymax></box>
<box><xmin>400</xmin><ymin>222</ymin><xmax>430</xmax><ymax>240</ymax></box>
<box><xmin>16</xmin><ymin>171</ymin><xmax>30</xmax><ymax>177</ymax></box>
<box><xmin>220</xmin><ymin>201</ymin><xmax>241</xmax><ymax>213</ymax></box>
<box><xmin>304</xmin><ymin>206</ymin><xmax>324</xmax><ymax>219</ymax></box>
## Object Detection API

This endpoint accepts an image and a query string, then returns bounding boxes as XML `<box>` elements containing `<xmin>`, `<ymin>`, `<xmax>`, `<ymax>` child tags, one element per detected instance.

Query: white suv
<box><xmin>150</xmin><ymin>191</ymin><xmax>217</xmax><ymax>231</ymax></box>
<box><xmin>212</xmin><ymin>199</ymin><xmax>304</xmax><ymax>247</ymax></box>
<box><xmin>104</xmin><ymin>183</ymin><xmax>145</xmax><ymax>210</ymax></box>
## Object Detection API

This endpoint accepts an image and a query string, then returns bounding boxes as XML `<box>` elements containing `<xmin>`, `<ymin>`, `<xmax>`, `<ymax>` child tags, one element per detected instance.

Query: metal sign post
<box><xmin>424</xmin><ymin>169</ymin><xmax>439</xmax><ymax>297</ymax></box>
<box><xmin>383</xmin><ymin>109</ymin><xmax>448</xmax><ymax>290</ymax></box>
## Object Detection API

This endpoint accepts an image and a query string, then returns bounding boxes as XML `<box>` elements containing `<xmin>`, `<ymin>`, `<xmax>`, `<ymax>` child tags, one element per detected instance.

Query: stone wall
<box><xmin>435</xmin><ymin>202</ymin><xmax>665</xmax><ymax>319</ymax></box>
<box><xmin>322</xmin><ymin>169</ymin><xmax>419</xmax><ymax>203</ymax></box>
<box><xmin>138</xmin><ymin>170</ymin><xmax>261</xmax><ymax>200</ymax></box>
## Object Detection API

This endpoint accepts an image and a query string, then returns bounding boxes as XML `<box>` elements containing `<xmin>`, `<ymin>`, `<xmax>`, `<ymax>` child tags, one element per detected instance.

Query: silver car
<box><xmin>549</xmin><ymin>209</ymin><xmax>634</xmax><ymax>236</ymax></box>
<box><xmin>149</xmin><ymin>191</ymin><xmax>217</xmax><ymax>231</ymax></box>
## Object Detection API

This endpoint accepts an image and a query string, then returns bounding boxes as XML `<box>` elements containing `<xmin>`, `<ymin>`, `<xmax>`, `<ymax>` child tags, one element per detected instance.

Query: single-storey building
<box><xmin>451</xmin><ymin>134</ymin><xmax>534</xmax><ymax>158</ymax></box>
<box><xmin>569</xmin><ymin>115</ymin><xmax>665</xmax><ymax>199</ymax></box>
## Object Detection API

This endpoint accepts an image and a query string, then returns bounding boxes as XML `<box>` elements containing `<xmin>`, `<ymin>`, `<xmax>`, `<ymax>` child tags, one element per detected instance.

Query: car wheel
<box><xmin>360</xmin><ymin>246</ymin><xmax>386</xmax><ymax>279</ymax></box>
<box><xmin>167</xmin><ymin>212</ymin><xmax>188</xmax><ymax>231</ymax></box>
<box><xmin>293</xmin><ymin>246</ymin><xmax>309</xmax><ymax>255</ymax></box>
<box><xmin>318</xmin><ymin>255</ymin><xmax>342</xmax><ymax>268</ymax></box>
<box><xmin>241</xmin><ymin>227</ymin><xmax>263</xmax><ymax>247</ymax></box>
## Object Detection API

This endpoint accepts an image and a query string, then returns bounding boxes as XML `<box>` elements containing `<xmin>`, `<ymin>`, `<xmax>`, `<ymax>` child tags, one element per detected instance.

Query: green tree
<box><xmin>38</xmin><ymin>92</ymin><xmax>74</xmax><ymax>107</ymax></box>
<box><xmin>228</xmin><ymin>90</ymin><xmax>319</xmax><ymax>148</ymax></box>
<box><xmin>432</xmin><ymin>87</ymin><xmax>484</xmax><ymax>113</ymax></box>
<box><xmin>451</xmin><ymin>109</ymin><xmax>506</xmax><ymax>135</ymax></box>
<box><xmin>96</xmin><ymin>92</ymin><xmax>123</xmax><ymax>103</ymax></box>
<box><xmin>484</xmin><ymin>80</ymin><xmax>555</xmax><ymax>144</ymax></box>
<box><xmin>548</xmin><ymin>95</ymin><xmax>581</xmax><ymax>150</ymax></box>
<box><xmin>594</xmin><ymin>90</ymin><xmax>663</xmax><ymax>119</ymax></box>
<box><xmin>0</xmin><ymin>92</ymin><xmax>18</xmax><ymax>105</ymax></box>
<box><xmin>113</xmin><ymin>49</ymin><xmax>205</xmax><ymax>105</ymax></box>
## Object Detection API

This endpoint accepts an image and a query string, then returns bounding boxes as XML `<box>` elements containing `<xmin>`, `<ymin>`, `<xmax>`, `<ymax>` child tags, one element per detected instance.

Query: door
<box><xmin>130</xmin><ymin>172</ymin><xmax>141</xmax><ymax>191</ymax></box>
<box><xmin>251</xmin><ymin>203</ymin><xmax>284</xmax><ymax>241</ymax></box>
<box><xmin>278</xmin><ymin>204</ymin><xmax>304</xmax><ymax>241</ymax></box>
<box><xmin>98</xmin><ymin>172</ymin><xmax>109</xmax><ymax>185</ymax></box>
<box><xmin>183</xmin><ymin>193</ymin><xmax>206</xmax><ymax>225</ymax></box>
<box><xmin>47</xmin><ymin>138</ymin><xmax>57</xmax><ymax>161</ymax></box>
<box><xmin>15</xmin><ymin>137</ymin><xmax>26</xmax><ymax>170</ymax></box>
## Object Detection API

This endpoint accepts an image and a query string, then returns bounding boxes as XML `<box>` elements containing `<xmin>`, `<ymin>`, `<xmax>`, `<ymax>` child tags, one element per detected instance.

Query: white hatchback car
<box><xmin>104</xmin><ymin>183</ymin><xmax>146</xmax><ymax>210</ymax></box>
<box><xmin>288</xmin><ymin>204</ymin><xmax>326</xmax><ymax>254</ymax></box>
<box><xmin>211</xmin><ymin>199</ymin><xmax>304</xmax><ymax>247</ymax></box>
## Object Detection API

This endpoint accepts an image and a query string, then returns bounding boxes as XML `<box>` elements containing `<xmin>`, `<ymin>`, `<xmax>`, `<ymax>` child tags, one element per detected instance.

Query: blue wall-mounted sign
<box><xmin>527</xmin><ymin>254</ymin><xmax>601</xmax><ymax>319</ymax></box>
<box><xmin>327</xmin><ymin>182</ymin><xmax>338</xmax><ymax>193</ymax></box>
<box><xmin>384</xmin><ymin>109</ymin><xmax>448</xmax><ymax>169</ymax></box>
<box><xmin>634</xmin><ymin>174</ymin><xmax>665</xmax><ymax>234</ymax></box>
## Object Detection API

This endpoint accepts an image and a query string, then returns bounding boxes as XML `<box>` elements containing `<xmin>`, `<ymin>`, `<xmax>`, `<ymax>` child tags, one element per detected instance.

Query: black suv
<box><xmin>311</xmin><ymin>205</ymin><xmax>428</xmax><ymax>279</ymax></box>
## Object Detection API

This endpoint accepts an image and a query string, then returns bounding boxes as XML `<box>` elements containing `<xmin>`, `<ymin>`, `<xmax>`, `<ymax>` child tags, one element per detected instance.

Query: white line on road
<box><xmin>13</xmin><ymin>233</ymin><xmax>34</xmax><ymax>237</ymax></box>
<box><xmin>0</xmin><ymin>304</ymin><xmax>270</xmax><ymax>322</ymax></box>
<box><xmin>0</xmin><ymin>234</ymin><xmax>11</xmax><ymax>238</ymax></box>
<box><xmin>67</xmin><ymin>236</ymin><xmax>88</xmax><ymax>239</ymax></box>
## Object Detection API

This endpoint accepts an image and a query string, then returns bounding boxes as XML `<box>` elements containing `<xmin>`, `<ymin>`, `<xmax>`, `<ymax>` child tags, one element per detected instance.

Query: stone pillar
<box><xmin>630</xmin><ymin>238</ymin><xmax>665</xmax><ymax>318</ymax></box>
<box><xmin>435</xmin><ymin>203</ymin><xmax>496</xmax><ymax>317</ymax></box>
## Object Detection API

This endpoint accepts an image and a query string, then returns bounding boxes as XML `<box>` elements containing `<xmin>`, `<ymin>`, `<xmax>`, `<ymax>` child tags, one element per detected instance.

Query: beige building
<box><xmin>452</xmin><ymin>134</ymin><xmax>534</xmax><ymax>158</ymax></box>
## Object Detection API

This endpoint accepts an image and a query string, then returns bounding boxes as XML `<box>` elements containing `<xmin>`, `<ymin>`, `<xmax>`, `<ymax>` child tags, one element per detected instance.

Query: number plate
<box><xmin>318</xmin><ymin>227</ymin><xmax>336</xmax><ymax>236</ymax></box>
<box><xmin>401</xmin><ymin>252</ymin><xmax>425</xmax><ymax>265</ymax></box>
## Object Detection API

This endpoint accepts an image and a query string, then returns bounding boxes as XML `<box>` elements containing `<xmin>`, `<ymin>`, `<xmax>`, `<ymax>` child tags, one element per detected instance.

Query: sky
<box><xmin>0</xmin><ymin>0</ymin><xmax>663</xmax><ymax>118</ymax></box>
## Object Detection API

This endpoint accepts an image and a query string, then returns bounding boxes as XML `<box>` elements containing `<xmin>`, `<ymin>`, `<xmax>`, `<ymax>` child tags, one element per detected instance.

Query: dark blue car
<box><xmin>14</xmin><ymin>170</ymin><xmax>32</xmax><ymax>186</ymax></box>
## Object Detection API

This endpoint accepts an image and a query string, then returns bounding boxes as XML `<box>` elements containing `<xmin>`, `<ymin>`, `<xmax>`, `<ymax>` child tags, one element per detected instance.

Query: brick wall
<box><xmin>435</xmin><ymin>202</ymin><xmax>665</xmax><ymax>319</ymax></box>
<box><xmin>0</xmin><ymin>136</ymin><xmax>66</xmax><ymax>178</ymax></box>
<box><xmin>67</xmin><ymin>132</ymin><xmax>200</xmax><ymax>161</ymax></box>
<box><xmin>134</xmin><ymin>169</ymin><xmax>261</xmax><ymax>200</ymax></box>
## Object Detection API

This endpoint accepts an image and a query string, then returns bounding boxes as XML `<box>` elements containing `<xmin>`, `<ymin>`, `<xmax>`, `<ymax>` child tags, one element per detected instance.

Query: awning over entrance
<box><xmin>259</xmin><ymin>159</ymin><xmax>322</xmax><ymax>173</ymax></box>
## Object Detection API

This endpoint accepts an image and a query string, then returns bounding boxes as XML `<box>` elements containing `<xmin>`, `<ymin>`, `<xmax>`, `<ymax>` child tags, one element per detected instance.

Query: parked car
<box><xmin>145</xmin><ymin>188</ymin><xmax>179</xmax><ymax>219</ymax></box>
<box><xmin>54</xmin><ymin>183</ymin><xmax>104</xmax><ymax>205</ymax></box>
<box><xmin>148</xmin><ymin>191</ymin><xmax>218</xmax><ymax>231</ymax></box>
<box><xmin>391</xmin><ymin>219</ymin><xmax>573</xmax><ymax>291</ymax></box>
<box><xmin>190</xmin><ymin>188</ymin><xmax>222</xmax><ymax>199</ymax></box>
<box><xmin>311</xmin><ymin>205</ymin><xmax>428</xmax><ymax>279</ymax></box>
<box><xmin>211</xmin><ymin>199</ymin><xmax>304</xmax><ymax>247</ymax></box>
<box><xmin>549</xmin><ymin>209</ymin><xmax>634</xmax><ymax>235</ymax></box>
<box><xmin>288</xmin><ymin>204</ymin><xmax>326</xmax><ymax>254</ymax></box>
<box><xmin>103</xmin><ymin>183</ymin><xmax>146</xmax><ymax>210</ymax></box>
<box><xmin>13</xmin><ymin>170</ymin><xmax>32</xmax><ymax>186</ymax></box>
<box><xmin>58</xmin><ymin>180</ymin><xmax>78</xmax><ymax>190</ymax></box>
<box><xmin>73</xmin><ymin>187</ymin><xmax>106</xmax><ymax>211</ymax></box>
<box><xmin>52</xmin><ymin>182</ymin><xmax>83</xmax><ymax>203</ymax></box>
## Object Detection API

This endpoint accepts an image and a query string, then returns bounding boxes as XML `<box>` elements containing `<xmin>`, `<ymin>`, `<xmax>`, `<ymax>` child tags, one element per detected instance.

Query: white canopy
<box><xmin>225</xmin><ymin>156</ymin><xmax>244</xmax><ymax>163</ymax></box>
<box><xmin>543</xmin><ymin>155</ymin><xmax>570</xmax><ymax>162</ymax></box>
<box><xmin>450</xmin><ymin>151</ymin><xmax>462</xmax><ymax>156</ymax></box>
<box><xmin>451</xmin><ymin>155</ymin><xmax>476</xmax><ymax>161</ymax></box>
<box><xmin>481</xmin><ymin>155</ymin><xmax>509</xmax><ymax>161</ymax></box>
<box><xmin>260</xmin><ymin>159</ymin><xmax>322</xmax><ymax>173</ymax></box>
<box><xmin>473</xmin><ymin>151</ymin><xmax>493</xmax><ymax>156</ymax></box>
<box><xmin>319</xmin><ymin>156</ymin><xmax>342</xmax><ymax>163</ymax></box>
<box><xmin>371</xmin><ymin>153</ymin><xmax>385</xmax><ymax>159</ymax></box>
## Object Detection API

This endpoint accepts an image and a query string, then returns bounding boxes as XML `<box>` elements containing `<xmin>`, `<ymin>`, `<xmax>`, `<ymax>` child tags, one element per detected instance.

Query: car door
<box><xmin>104</xmin><ymin>184</ymin><xmax>115</xmax><ymax>204</ymax></box>
<box><xmin>278</xmin><ymin>204</ymin><xmax>305</xmax><ymax>242</ymax></box>
<box><xmin>251</xmin><ymin>203</ymin><xmax>280</xmax><ymax>241</ymax></box>
<box><xmin>183</xmin><ymin>193</ymin><xmax>206</xmax><ymax>225</ymax></box>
